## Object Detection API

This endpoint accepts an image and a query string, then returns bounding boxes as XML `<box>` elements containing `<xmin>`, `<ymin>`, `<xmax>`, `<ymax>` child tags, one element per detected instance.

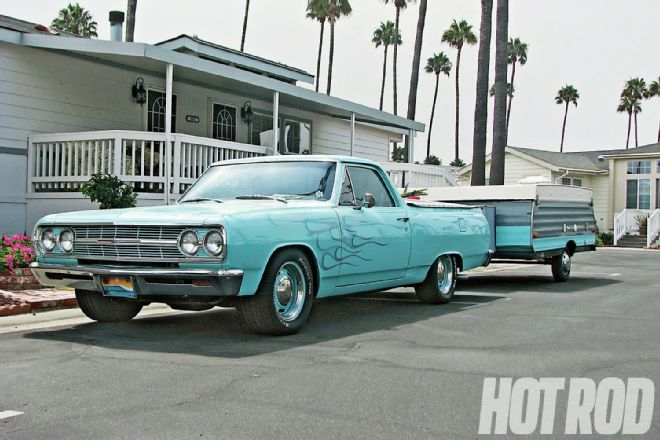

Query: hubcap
<box><xmin>273</xmin><ymin>262</ymin><xmax>307</xmax><ymax>322</ymax></box>
<box><xmin>562</xmin><ymin>252</ymin><xmax>571</xmax><ymax>275</ymax></box>
<box><xmin>437</xmin><ymin>256</ymin><xmax>454</xmax><ymax>295</ymax></box>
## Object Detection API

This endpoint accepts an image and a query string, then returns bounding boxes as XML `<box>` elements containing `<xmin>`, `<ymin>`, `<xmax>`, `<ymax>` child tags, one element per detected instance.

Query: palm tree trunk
<box><xmin>560</xmin><ymin>102</ymin><xmax>568</xmax><ymax>153</ymax></box>
<box><xmin>634</xmin><ymin>110</ymin><xmax>639</xmax><ymax>147</ymax></box>
<box><xmin>454</xmin><ymin>47</ymin><xmax>462</xmax><ymax>162</ymax></box>
<box><xmin>625</xmin><ymin>112</ymin><xmax>631</xmax><ymax>149</ymax></box>
<box><xmin>427</xmin><ymin>74</ymin><xmax>440</xmax><ymax>158</ymax></box>
<box><xmin>379</xmin><ymin>46</ymin><xmax>389</xmax><ymax>111</ymax></box>
<box><xmin>327</xmin><ymin>20</ymin><xmax>335</xmax><ymax>95</ymax></box>
<box><xmin>407</xmin><ymin>0</ymin><xmax>427</xmax><ymax>121</ymax></box>
<box><xmin>489</xmin><ymin>0</ymin><xmax>508</xmax><ymax>185</ymax></box>
<box><xmin>240</xmin><ymin>0</ymin><xmax>250</xmax><ymax>52</ymax></box>
<box><xmin>393</xmin><ymin>7</ymin><xmax>401</xmax><ymax>115</ymax></box>
<box><xmin>657</xmin><ymin>117</ymin><xmax>660</xmax><ymax>143</ymax></box>
<box><xmin>471</xmin><ymin>0</ymin><xmax>493</xmax><ymax>186</ymax></box>
<box><xmin>315</xmin><ymin>20</ymin><xmax>325</xmax><ymax>93</ymax></box>
<box><xmin>125</xmin><ymin>0</ymin><xmax>137</xmax><ymax>42</ymax></box>
<box><xmin>506</xmin><ymin>61</ymin><xmax>516</xmax><ymax>132</ymax></box>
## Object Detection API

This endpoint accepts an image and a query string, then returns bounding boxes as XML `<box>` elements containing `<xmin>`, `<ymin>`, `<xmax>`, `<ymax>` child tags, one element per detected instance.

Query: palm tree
<box><xmin>648</xmin><ymin>77</ymin><xmax>660</xmax><ymax>142</ymax></box>
<box><xmin>373</xmin><ymin>21</ymin><xmax>402</xmax><ymax>111</ymax></box>
<box><xmin>326</xmin><ymin>0</ymin><xmax>352</xmax><ymax>95</ymax></box>
<box><xmin>555</xmin><ymin>85</ymin><xmax>580</xmax><ymax>153</ymax></box>
<box><xmin>471</xmin><ymin>0</ymin><xmax>493</xmax><ymax>187</ymax></box>
<box><xmin>622</xmin><ymin>78</ymin><xmax>647</xmax><ymax>147</ymax></box>
<box><xmin>51</xmin><ymin>3</ymin><xmax>98</xmax><ymax>37</ymax></box>
<box><xmin>489</xmin><ymin>0</ymin><xmax>508</xmax><ymax>185</ymax></box>
<box><xmin>406</xmin><ymin>0</ymin><xmax>427</xmax><ymax>122</ymax></box>
<box><xmin>424</xmin><ymin>53</ymin><xmax>452</xmax><ymax>159</ymax></box>
<box><xmin>125</xmin><ymin>0</ymin><xmax>137</xmax><ymax>42</ymax></box>
<box><xmin>307</xmin><ymin>1</ymin><xmax>330</xmax><ymax>93</ymax></box>
<box><xmin>617</xmin><ymin>94</ymin><xmax>640</xmax><ymax>149</ymax></box>
<box><xmin>506</xmin><ymin>37</ymin><xmax>528</xmax><ymax>131</ymax></box>
<box><xmin>384</xmin><ymin>0</ymin><xmax>412</xmax><ymax>115</ymax></box>
<box><xmin>441</xmin><ymin>19</ymin><xmax>477</xmax><ymax>162</ymax></box>
<box><xmin>240</xmin><ymin>0</ymin><xmax>250</xmax><ymax>52</ymax></box>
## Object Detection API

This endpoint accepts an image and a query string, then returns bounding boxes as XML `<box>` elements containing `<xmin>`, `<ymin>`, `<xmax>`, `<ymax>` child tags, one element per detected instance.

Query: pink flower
<box><xmin>2</xmin><ymin>236</ymin><xmax>10</xmax><ymax>246</ymax></box>
<box><xmin>6</xmin><ymin>254</ymin><xmax>14</xmax><ymax>269</ymax></box>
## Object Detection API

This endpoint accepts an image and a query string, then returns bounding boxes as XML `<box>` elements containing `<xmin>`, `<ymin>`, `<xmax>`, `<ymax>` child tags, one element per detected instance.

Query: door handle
<box><xmin>397</xmin><ymin>217</ymin><xmax>410</xmax><ymax>223</ymax></box>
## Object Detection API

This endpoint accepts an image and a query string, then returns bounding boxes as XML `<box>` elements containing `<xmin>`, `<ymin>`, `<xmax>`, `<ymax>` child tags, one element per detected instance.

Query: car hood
<box><xmin>37</xmin><ymin>200</ymin><xmax>328</xmax><ymax>226</ymax></box>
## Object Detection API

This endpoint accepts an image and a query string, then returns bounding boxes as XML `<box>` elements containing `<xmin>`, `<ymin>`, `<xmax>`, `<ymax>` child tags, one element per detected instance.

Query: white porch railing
<box><xmin>381</xmin><ymin>162</ymin><xmax>457</xmax><ymax>188</ymax></box>
<box><xmin>613</xmin><ymin>208</ymin><xmax>651</xmax><ymax>246</ymax></box>
<box><xmin>27</xmin><ymin>131</ymin><xmax>269</xmax><ymax>198</ymax></box>
<box><xmin>647</xmin><ymin>209</ymin><xmax>660</xmax><ymax>248</ymax></box>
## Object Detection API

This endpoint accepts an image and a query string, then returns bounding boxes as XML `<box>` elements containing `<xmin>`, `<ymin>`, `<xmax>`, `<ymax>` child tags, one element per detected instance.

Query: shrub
<box><xmin>596</xmin><ymin>232</ymin><xmax>613</xmax><ymax>247</ymax></box>
<box><xmin>81</xmin><ymin>173</ymin><xmax>138</xmax><ymax>209</ymax></box>
<box><xmin>424</xmin><ymin>155</ymin><xmax>441</xmax><ymax>165</ymax></box>
<box><xmin>0</xmin><ymin>234</ymin><xmax>35</xmax><ymax>270</ymax></box>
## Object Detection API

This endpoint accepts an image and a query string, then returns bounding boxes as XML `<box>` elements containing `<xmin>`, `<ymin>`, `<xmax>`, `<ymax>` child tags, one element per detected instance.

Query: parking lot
<box><xmin>1</xmin><ymin>247</ymin><xmax>659</xmax><ymax>439</ymax></box>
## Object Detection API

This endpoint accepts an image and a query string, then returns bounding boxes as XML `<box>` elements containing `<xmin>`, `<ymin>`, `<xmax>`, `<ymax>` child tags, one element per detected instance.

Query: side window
<box><xmin>346</xmin><ymin>166</ymin><xmax>395</xmax><ymax>207</ymax></box>
<box><xmin>212</xmin><ymin>103</ymin><xmax>237</xmax><ymax>141</ymax></box>
<box><xmin>147</xmin><ymin>90</ymin><xmax>177</xmax><ymax>133</ymax></box>
<box><xmin>339</xmin><ymin>170</ymin><xmax>355</xmax><ymax>206</ymax></box>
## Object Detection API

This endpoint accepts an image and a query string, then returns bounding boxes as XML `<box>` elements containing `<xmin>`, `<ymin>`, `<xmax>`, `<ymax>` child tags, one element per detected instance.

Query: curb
<box><xmin>0</xmin><ymin>294</ymin><xmax>78</xmax><ymax>317</ymax></box>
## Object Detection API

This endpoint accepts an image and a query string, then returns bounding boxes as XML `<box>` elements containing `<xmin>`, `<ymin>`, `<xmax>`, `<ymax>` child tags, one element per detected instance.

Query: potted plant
<box><xmin>635</xmin><ymin>213</ymin><xmax>649</xmax><ymax>236</ymax></box>
<box><xmin>0</xmin><ymin>234</ymin><xmax>39</xmax><ymax>290</ymax></box>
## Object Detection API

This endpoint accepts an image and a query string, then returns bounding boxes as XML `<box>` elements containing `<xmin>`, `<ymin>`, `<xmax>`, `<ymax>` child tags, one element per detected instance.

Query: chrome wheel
<box><xmin>273</xmin><ymin>261</ymin><xmax>307</xmax><ymax>322</ymax></box>
<box><xmin>561</xmin><ymin>252</ymin><xmax>571</xmax><ymax>276</ymax></box>
<box><xmin>437</xmin><ymin>255</ymin><xmax>454</xmax><ymax>295</ymax></box>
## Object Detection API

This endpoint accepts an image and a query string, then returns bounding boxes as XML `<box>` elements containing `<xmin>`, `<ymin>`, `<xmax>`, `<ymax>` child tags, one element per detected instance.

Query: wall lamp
<box><xmin>132</xmin><ymin>78</ymin><xmax>147</xmax><ymax>105</ymax></box>
<box><xmin>240</xmin><ymin>101</ymin><xmax>254</xmax><ymax>124</ymax></box>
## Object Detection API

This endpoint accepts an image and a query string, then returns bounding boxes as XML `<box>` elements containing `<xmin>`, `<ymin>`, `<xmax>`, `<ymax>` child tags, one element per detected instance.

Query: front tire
<box><xmin>237</xmin><ymin>249</ymin><xmax>314</xmax><ymax>335</ymax></box>
<box><xmin>551</xmin><ymin>249</ymin><xmax>571</xmax><ymax>282</ymax></box>
<box><xmin>415</xmin><ymin>255</ymin><xmax>457</xmax><ymax>304</ymax></box>
<box><xmin>75</xmin><ymin>289</ymin><xmax>143</xmax><ymax>322</ymax></box>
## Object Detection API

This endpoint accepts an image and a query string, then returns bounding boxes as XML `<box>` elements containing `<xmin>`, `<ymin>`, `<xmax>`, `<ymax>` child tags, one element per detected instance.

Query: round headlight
<box><xmin>41</xmin><ymin>229</ymin><xmax>56</xmax><ymax>252</ymax></box>
<box><xmin>204</xmin><ymin>230</ymin><xmax>224</xmax><ymax>257</ymax></box>
<box><xmin>178</xmin><ymin>230</ymin><xmax>200</xmax><ymax>256</ymax></box>
<box><xmin>59</xmin><ymin>229</ymin><xmax>75</xmax><ymax>253</ymax></box>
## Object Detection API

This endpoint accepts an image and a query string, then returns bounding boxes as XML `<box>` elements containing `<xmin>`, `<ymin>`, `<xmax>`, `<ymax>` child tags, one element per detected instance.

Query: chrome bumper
<box><xmin>30</xmin><ymin>262</ymin><xmax>243</xmax><ymax>297</ymax></box>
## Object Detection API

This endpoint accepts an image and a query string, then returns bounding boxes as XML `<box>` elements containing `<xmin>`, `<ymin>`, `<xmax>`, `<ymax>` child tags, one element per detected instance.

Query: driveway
<box><xmin>0</xmin><ymin>248</ymin><xmax>658</xmax><ymax>439</ymax></box>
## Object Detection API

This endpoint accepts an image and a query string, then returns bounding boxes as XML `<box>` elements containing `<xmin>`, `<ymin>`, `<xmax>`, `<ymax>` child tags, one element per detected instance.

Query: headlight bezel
<box><xmin>203</xmin><ymin>229</ymin><xmax>225</xmax><ymax>258</ymax></box>
<box><xmin>40</xmin><ymin>228</ymin><xmax>57</xmax><ymax>252</ymax></box>
<box><xmin>58</xmin><ymin>228</ymin><xmax>75</xmax><ymax>253</ymax></box>
<box><xmin>178</xmin><ymin>229</ymin><xmax>201</xmax><ymax>256</ymax></box>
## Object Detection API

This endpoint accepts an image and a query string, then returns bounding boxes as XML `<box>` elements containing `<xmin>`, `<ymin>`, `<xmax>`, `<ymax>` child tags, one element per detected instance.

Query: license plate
<box><xmin>102</xmin><ymin>276</ymin><xmax>137</xmax><ymax>298</ymax></box>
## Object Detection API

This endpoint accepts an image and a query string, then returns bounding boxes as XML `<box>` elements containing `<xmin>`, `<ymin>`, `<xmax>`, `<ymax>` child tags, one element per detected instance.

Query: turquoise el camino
<box><xmin>31</xmin><ymin>156</ymin><xmax>491</xmax><ymax>335</ymax></box>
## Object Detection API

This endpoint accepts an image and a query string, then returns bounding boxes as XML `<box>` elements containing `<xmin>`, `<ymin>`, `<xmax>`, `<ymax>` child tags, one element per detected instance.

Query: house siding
<box><xmin>0</xmin><ymin>42</ymin><xmax>393</xmax><ymax>232</ymax></box>
<box><xmin>475</xmin><ymin>152</ymin><xmax>552</xmax><ymax>184</ymax></box>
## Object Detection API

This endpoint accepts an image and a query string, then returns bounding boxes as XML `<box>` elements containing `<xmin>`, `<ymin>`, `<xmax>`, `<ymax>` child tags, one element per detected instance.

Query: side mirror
<box><xmin>363</xmin><ymin>193</ymin><xmax>376</xmax><ymax>208</ymax></box>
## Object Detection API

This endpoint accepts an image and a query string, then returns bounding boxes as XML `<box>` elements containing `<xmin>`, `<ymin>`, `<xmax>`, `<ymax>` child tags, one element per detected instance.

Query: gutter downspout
<box><xmin>554</xmin><ymin>169</ymin><xmax>569</xmax><ymax>184</ymax></box>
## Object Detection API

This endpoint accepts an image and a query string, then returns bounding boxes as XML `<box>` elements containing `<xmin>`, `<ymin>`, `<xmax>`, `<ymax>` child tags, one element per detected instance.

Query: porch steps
<box><xmin>616</xmin><ymin>234</ymin><xmax>648</xmax><ymax>248</ymax></box>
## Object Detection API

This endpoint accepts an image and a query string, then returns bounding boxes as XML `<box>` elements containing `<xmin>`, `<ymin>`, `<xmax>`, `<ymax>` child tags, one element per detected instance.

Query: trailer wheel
<box><xmin>415</xmin><ymin>255</ymin><xmax>456</xmax><ymax>304</ymax></box>
<box><xmin>551</xmin><ymin>249</ymin><xmax>571</xmax><ymax>282</ymax></box>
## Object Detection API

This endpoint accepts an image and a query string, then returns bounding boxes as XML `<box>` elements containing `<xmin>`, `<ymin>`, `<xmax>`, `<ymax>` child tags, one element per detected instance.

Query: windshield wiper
<box><xmin>179</xmin><ymin>198</ymin><xmax>223</xmax><ymax>204</ymax></box>
<box><xmin>235</xmin><ymin>194</ymin><xmax>287</xmax><ymax>204</ymax></box>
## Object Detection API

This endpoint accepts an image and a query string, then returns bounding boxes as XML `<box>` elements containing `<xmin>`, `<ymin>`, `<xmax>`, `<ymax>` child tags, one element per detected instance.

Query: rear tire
<box><xmin>75</xmin><ymin>289</ymin><xmax>143</xmax><ymax>322</ymax></box>
<box><xmin>551</xmin><ymin>249</ymin><xmax>571</xmax><ymax>282</ymax></box>
<box><xmin>237</xmin><ymin>249</ymin><xmax>314</xmax><ymax>335</ymax></box>
<box><xmin>415</xmin><ymin>255</ymin><xmax>457</xmax><ymax>304</ymax></box>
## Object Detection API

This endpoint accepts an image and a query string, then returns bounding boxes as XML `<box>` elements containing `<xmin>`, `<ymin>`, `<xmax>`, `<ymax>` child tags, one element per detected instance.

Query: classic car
<box><xmin>31</xmin><ymin>156</ymin><xmax>491</xmax><ymax>335</ymax></box>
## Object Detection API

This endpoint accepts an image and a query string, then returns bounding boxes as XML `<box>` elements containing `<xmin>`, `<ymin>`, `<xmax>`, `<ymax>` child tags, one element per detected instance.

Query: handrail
<box><xmin>648</xmin><ymin>209</ymin><xmax>660</xmax><ymax>248</ymax></box>
<box><xmin>613</xmin><ymin>210</ymin><xmax>627</xmax><ymax>246</ymax></box>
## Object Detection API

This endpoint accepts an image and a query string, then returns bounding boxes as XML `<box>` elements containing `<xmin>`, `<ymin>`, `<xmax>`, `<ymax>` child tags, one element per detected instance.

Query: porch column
<box><xmin>272</xmin><ymin>91</ymin><xmax>279</xmax><ymax>155</ymax></box>
<box><xmin>164</xmin><ymin>63</ymin><xmax>173</xmax><ymax>204</ymax></box>
<box><xmin>350</xmin><ymin>112</ymin><xmax>355</xmax><ymax>156</ymax></box>
<box><xmin>408</xmin><ymin>129</ymin><xmax>415</xmax><ymax>164</ymax></box>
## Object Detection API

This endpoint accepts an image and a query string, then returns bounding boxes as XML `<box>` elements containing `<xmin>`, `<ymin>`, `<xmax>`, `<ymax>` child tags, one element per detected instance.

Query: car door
<box><xmin>335</xmin><ymin>165</ymin><xmax>412</xmax><ymax>286</ymax></box>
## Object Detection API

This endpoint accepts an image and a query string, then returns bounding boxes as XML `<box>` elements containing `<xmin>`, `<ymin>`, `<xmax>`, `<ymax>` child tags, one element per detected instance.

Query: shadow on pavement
<box><xmin>23</xmin><ymin>290</ymin><xmax>505</xmax><ymax>358</ymax></box>
<box><xmin>460</xmin><ymin>273</ymin><xmax>622</xmax><ymax>294</ymax></box>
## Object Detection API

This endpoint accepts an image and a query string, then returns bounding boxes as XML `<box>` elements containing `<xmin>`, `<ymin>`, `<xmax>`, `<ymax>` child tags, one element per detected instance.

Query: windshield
<box><xmin>179</xmin><ymin>161</ymin><xmax>337</xmax><ymax>202</ymax></box>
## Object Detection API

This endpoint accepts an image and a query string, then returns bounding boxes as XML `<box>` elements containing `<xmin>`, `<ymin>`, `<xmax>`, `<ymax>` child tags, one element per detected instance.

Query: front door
<box><xmin>335</xmin><ymin>165</ymin><xmax>411</xmax><ymax>286</ymax></box>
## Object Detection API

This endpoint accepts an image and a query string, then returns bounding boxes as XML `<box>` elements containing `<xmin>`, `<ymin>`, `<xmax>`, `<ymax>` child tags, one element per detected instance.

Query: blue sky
<box><xmin>2</xmin><ymin>0</ymin><xmax>659</xmax><ymax>163</ymax></box>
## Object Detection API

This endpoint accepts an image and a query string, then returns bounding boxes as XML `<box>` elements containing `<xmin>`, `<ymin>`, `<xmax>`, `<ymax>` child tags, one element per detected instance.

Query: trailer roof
<box><xmin>425</xmin><ymin>184</ymin><xmax>593</xmax><ymax>203</ymax></box>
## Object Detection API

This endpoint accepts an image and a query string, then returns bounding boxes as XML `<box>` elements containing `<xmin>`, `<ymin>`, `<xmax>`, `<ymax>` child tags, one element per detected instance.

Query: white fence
<box><xmin>381</xmin><ymin>162</ymin><xmax>457</xmax><ymax>188</ymax></box>
<box><xmin>28</xmin><ymin>131</ymin><xmax>269</xmax><ymax>198</ymax></box>
<box><xmin>647</xmin><ymin>209</ymin><xmax>660</xmax><ymax>247</ymax></box>
<box><xmin>613</xmin><ymin>208</ymin><xmax>651</xmax><ymax>246</ymax></box>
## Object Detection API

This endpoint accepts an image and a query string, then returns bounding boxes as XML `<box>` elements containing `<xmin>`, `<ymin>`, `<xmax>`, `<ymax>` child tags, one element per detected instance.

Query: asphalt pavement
<box><xmin>0</xmin><ymin>248</ymin><xmax>658</xmax><ymax>439</ymax></box>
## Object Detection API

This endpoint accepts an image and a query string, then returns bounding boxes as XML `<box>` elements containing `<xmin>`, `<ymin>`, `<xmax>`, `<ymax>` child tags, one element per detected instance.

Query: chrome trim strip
<box><xmin>30</xmin><ymin>262</ymin><xmax>243</xmax><ymax>278</ymax></box>
<box><xmin>41</xmin><ymin>254</ymin><xmax>224</xmax><ymax>263</ymax></box>
<box><xmin>74</xmin><ymin>238</ymin><xmax>179</xmax><ymax>246</ymax></box>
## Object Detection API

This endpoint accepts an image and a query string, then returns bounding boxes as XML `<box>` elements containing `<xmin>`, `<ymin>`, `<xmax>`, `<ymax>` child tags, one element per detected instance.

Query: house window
<box><xmin>211</xmin><ymin>103</ymin><xmax>237</xmax><ymax>141</ymax></box>
<box><xmin>249</xmin><ymin>112</ymin><xmax>277</xmax><ymax>146</ymax></box>
<box><xmin>626</xmin><ymin>179</ymin><xmax>650</xmax><ymax>209</ymax></box>
<box><xmin>283</xmin><ymin>119</ymin><xmax>311</xmax><ymax>154</ymax></box>
<box><xmin>572</xmin><ymin>178</ymin><xmax>582</xmax><ymax>187</ymax></box>
<box><xmin>626</xmin><ymin>160</ymin><xmax>651</xmax><ymax>174</ymax></box>
<box><xmin>561</xmin><ymin>177</ymin><xmax>582</xmax><ymax>187</ymax></box>
<box><xmin>147</xmin><ymin>90</ymin><xmax>177</xmax><ymax>133</ymax></box>
<box><xmin>657</xmin><ymin>160</ymin><xmax>660</xmax><ymax>173</ymax></box>
<box><xmin>657</xmin><ymin>179</ymin><xmax>660</xmax><ymax>209</ymax></box>
<box><xmin>561</xmin><ymin>177</ymin><xmax>572</xmax><ymax>186</ymax></box>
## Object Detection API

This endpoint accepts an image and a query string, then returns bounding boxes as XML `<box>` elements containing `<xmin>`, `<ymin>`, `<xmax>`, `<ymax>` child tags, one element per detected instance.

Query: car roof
<box><xmin>209</xmin><ymin>155</ymin><xmax>380</xmax><ymax>167</ymax></box>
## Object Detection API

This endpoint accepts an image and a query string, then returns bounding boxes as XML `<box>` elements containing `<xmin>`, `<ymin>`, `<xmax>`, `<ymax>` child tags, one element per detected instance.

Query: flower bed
<box><xmin>0</xmin><ymin>234</ymin><xmax>40</xmax><ymax>290</ymax></box>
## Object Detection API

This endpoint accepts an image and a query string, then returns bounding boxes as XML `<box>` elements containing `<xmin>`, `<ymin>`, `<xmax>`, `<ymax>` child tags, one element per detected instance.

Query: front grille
<box><xmin>71</xmin><ymin>225</ymin><xmax>187</xmax><ymax>261</ymax></box>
